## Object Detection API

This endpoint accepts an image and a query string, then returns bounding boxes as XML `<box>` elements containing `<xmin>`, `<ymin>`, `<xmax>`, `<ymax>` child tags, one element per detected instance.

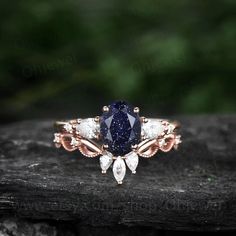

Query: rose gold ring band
<box><xmin>53</xmin><ymin>102</ymin><xmax>182</xmax><ymax>184</ymax></box>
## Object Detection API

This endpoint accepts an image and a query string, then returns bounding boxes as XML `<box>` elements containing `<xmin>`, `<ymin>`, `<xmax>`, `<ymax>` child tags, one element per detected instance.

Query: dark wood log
<box><xmin>0</xmin><ymin>116</ymin><xmax>236</xmax><ymax>232</ymax></box>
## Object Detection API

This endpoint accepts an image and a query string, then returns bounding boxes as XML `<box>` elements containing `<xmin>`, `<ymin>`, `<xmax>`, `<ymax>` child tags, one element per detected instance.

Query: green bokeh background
<box><xmin>0</xmin><ymin>0</ymin><xmax>235</xmax><ymax>122</ymax></box>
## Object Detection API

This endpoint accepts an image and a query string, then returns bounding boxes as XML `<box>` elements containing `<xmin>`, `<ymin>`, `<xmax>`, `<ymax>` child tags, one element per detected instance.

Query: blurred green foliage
<box><xmin>0</xmin><ymin>0</ymin><xmax>235</xmax><ymax>122</ymax></box>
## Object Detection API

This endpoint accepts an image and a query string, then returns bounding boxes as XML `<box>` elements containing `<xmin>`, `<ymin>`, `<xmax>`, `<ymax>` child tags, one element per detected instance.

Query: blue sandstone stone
<box><xmin>100</xmin><ymin>101</ymin><xmax>141</xmax><ymax>156</ymax></box>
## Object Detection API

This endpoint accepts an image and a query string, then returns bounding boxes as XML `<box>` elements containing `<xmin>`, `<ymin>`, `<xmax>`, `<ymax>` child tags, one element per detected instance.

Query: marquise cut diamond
<box><xmin>113</xmin><ymin>157</ymin><xmax>126</xmax><ymax>184</ymax></box>
<box><xmin>54</xmin><ymin>100</ymin><xmax>181</xmax><ymax>184</ymax></box>
<box><xmin>125</xmin><ymin>152</ymin><xmax>139</xmax><ymax>173</ymax></box>
<box><xmin>100</xmin><ymin>152</ymin><xmax>113</xmax><ymax>173</ymax></box>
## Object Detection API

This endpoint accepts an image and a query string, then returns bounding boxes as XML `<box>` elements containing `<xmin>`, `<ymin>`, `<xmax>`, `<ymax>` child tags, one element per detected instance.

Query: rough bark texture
<box><xmin>0</xmin><ymin>116</ymin><xmax>236</xmax><ymax>234</ymax></box>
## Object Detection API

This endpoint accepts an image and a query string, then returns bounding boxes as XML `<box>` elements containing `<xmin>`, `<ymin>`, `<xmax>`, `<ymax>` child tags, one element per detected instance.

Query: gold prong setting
<box><xmin>102</xmin><ymin>144</ymin><xmax>109</xmax><ymax>150</ymax></box>
<box><xmin>54</xmin><ymin>102</ymin><xmax>181</xmax><ymax>185</ymax></box>
<box><xmin>134</xmin><ymin>107</ymin><xmax>140</xmax><ymax>113</ymax></box>
<box><xmin>94</xmin><ymin>116</ymin><xmax>100</xmax><ymax>122</ymax></box>
<box><xmin>103</xmin><ymin>106</ymin><xmax>109</xmax><ymax>112</ymax></box>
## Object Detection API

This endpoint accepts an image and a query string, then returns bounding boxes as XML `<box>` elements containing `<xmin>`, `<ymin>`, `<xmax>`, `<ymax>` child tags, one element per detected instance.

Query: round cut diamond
<box><xmin>53</xmin><ymin>133</ymin><xmax>60</xmax><ymax>143</ymax></box>
<box><xmin>100</xmin><ymin>101</ymin><xmax>141</xmax><ymax>156</ymax></box>
<box><xmin>64</xmin><ymin>123</ymin><xmax>73</xmax><ymax>132</ymax></box>
<box><xmin>70</xmin><ymin>137</ymin><xmax>79</xmax><ymax>147</ymax></box>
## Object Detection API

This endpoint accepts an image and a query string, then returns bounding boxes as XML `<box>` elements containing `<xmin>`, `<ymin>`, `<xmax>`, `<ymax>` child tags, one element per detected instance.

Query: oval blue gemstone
<box><xmin>100</xmin><ymin>101</ymin><xmax>141</xmax><ymax>156</ymax></box>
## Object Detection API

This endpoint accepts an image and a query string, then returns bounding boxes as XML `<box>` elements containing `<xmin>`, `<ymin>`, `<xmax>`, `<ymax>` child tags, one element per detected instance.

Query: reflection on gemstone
<box><xmin>100</xmin><ymin>152</ymin><xmax>113</xmax><ymax>173</ymax></box>
<box><xmin>142</xmin><ymin>119</ymin><xmax>165</xmax><ymax>139</ymax></box>
<box><xmin>76</xmin><ymin>118</ymin><xmax>99</xmax><ymax>139</ymax></box>
<box><xmin>125</xmin><ymin>152</ymin><xmax>139</xmax><ymax>173</ymax></box>
<box><xmin>113</xmin><ymin>157</ymin><xmax>126</xmax><ymax>184</ymax></box>
<box><xmin>100</xmin><ymin>101</ymin><xmax>141</xmax><ymax>156</ymax></box>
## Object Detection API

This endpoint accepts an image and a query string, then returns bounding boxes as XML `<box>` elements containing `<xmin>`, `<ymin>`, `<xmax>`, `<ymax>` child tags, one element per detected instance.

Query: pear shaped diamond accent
<box><xmin>113</xmin><ymin>157</ymin><xmax>126</xmax><ymax>184</ymax></box>
<box><xmin>100</xmin><ymin>152</ymin><xmax>113</xmax><ymax>173</ymax></box>
<box><xmin>76</xmin><ymin>118</ymin><xmax>99</xmax><ymax>139</ymax></box>
<box><xmin>125</xmin><ymin>152</ymin><xmax>139</xmax><ymax>174</ymax></box>
<box><xmin>142</xmin><ymin>119</ymin><xmax>165</xmax><ymax>139</ymax></box>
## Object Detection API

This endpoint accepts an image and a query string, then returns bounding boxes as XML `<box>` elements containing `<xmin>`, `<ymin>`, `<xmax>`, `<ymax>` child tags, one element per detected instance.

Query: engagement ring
<box><xmin>54</xmin><ymin>101</ymin><xmax>182</xmax><ymax>184</ymax></box>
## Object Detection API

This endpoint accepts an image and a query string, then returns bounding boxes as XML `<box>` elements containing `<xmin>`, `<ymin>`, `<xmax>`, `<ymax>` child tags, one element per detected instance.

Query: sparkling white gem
<box><xmin>76</xmin><ymin>118</ymin><xmax>99</xmax><ymax>139</ymax></box>
<box><xmin>142</xmin><ymin>119</ymin><xmax>165</xmax><ymax>139</ymax></box>
<box><xmin>57</xmin><ymin>117</ymin><xmax>181</xmax><ymax>184</ymax></box>
<box><xmin>99</xmin><ymin>151</ymin><xmax>139</xmax><ymax>184</ymax></box>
